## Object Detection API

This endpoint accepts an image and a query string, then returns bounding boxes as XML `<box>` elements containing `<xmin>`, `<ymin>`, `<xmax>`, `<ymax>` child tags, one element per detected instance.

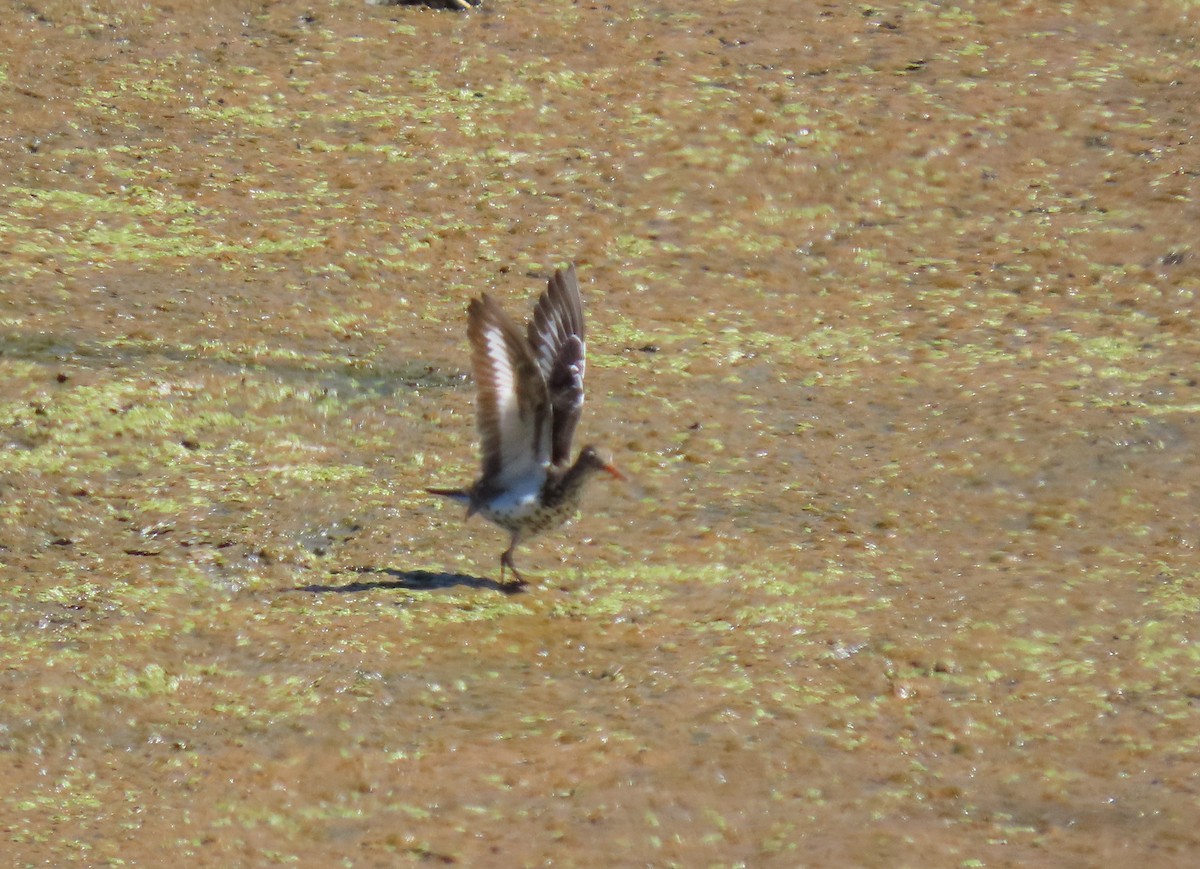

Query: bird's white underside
<box><xmin>477</xmin><ymin>471</ymin><xmax>548</xmax><ymax>526</ymax></box>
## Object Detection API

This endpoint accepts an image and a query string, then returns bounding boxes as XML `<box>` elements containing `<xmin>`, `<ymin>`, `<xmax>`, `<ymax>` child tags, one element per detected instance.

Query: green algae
<box><xmin>1</xmin><ymin>0</ymin><xmax>1199</xmax><ymax>865</ymax></box>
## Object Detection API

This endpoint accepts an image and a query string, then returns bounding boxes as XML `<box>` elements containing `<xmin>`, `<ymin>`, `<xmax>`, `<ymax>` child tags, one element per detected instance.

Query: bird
<box><xmin>427</xmin><ymin>264</ymin><xmax>624</xmax><ymax>591</ymax></box>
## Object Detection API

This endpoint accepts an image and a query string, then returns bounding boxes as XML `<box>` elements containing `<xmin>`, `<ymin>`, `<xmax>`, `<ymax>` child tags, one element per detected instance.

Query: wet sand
<box><xmin>2</xmin><ymin>0</ymin><xmax>1199</xmax><ymax>865</ymax></box>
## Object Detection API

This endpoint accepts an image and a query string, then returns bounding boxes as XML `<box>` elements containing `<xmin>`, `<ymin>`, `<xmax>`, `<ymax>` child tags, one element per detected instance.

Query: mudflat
<box><xmin>2</xmin><ymin>1</ymin><xmax>1198</xmax><ymax>865</ymax></box>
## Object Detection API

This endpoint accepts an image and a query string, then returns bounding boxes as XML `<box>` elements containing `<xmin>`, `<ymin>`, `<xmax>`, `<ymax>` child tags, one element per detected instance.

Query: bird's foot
<box><xmin>499</xmin><ymin>578</ymin><xmax>528</xmax><ymax>595</ymax></box>
<box><xmin>500</xmin><ymin>550</ymin><xmax>528</xmax><ymax>593</ymax></box>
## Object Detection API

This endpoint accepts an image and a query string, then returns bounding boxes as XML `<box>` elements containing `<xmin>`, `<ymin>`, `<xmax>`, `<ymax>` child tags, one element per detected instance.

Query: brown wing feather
<box><xmin>468</xmin><ymin>294</ymin><xmax>551</xmax><ymax>487</ymax></box>
<box><xmin>528</xmin><ymin>265</ymin><xmax>586</xmax><ymax>465</ymax></box>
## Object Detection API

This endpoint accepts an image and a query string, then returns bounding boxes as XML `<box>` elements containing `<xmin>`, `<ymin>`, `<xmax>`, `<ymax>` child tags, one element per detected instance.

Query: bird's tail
<box><xmin>426</xmin><ymin>488</ymin><xmax>472</xmax><ymax>510</ymax></box>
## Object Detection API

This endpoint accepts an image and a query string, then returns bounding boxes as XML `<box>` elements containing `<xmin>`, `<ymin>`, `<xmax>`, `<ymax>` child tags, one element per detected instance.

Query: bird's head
<box><xmin>577</xmin><ymin>445</ymin><xmax>626</xmax><ymax>481</ymax></box>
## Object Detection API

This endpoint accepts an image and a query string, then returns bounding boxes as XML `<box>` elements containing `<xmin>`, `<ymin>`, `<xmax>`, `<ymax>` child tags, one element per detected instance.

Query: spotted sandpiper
<box><xmin>427</xmin><ymin>264</ymin><xmax>624</xmax><ymax>590</ymax></box>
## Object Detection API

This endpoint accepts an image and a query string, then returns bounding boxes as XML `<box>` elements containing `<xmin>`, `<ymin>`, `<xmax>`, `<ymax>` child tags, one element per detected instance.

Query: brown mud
<box><xmin>1</xmin><ymin>0</ymin><xmax>1199</xmax><ymax>865</ymax></box>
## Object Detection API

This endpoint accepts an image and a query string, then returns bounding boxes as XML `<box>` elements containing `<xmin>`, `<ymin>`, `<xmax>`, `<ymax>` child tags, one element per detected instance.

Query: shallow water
<box><xmin>2</xmin><ymin>0</ymin><xmax>1199</xmax><ymax>865</ymax></box>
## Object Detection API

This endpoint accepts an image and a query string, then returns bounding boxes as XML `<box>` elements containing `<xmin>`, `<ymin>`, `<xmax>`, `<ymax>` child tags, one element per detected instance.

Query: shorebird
<box><xmin>427</xmin><ymin>264</ymin><xmax>624</xmax><ymax>590</ymax></box>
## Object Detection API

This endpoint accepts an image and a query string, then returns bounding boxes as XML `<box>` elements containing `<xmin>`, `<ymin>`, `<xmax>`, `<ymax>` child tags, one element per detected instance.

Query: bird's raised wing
<box><xmin>528</xmin><ymin>265</ymin><xmax>586</xmax><ymax>466</ymax></box>
<box><xmin>468</xmin><ymin>294</ymin><xmax>551</xmax><ymax>487</ymax></box>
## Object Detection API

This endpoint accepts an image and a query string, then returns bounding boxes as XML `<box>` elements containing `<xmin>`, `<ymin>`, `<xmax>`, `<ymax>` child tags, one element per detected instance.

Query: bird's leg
<box><xmin>499</xmin><ymin>533</ymin><xmax>527</xmax><ymax>593</ymax></box>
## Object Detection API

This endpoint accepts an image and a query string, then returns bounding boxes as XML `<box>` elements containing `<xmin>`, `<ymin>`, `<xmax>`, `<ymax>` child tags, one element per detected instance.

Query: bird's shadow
<box><xmin>294</xmin><ymin>566</ymin><xmax>517</xmax><ymax>595</ymax></box>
